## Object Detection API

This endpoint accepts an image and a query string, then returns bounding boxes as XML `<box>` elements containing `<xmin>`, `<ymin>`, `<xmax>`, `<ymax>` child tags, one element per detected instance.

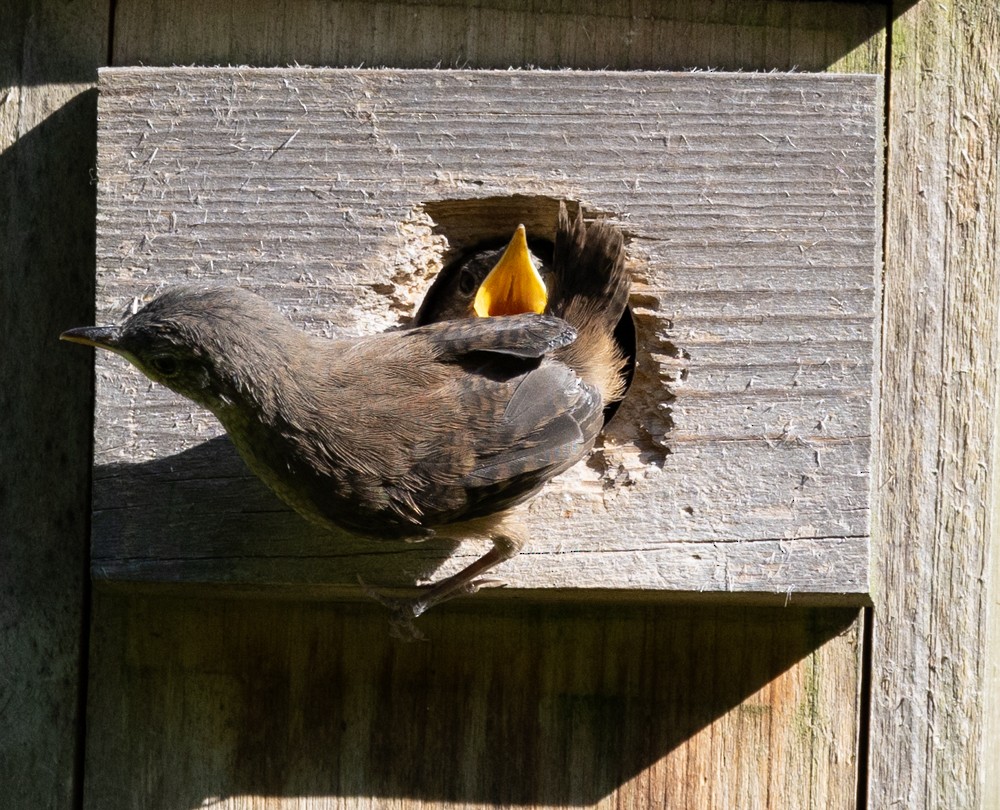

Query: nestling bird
<box><xmin>416</xmin><ymin>209</ymin><xmax>636</xmax><ymax>426</ymax></box>
<box><xmin>412</xmin><ymin>223</ymin><xmax>551</xmax><ymax>324</ymax></box>
<box><xmin>62</xmin><ymin>202</ymin><xmax>630</xmax><ymax>626</ymax></box>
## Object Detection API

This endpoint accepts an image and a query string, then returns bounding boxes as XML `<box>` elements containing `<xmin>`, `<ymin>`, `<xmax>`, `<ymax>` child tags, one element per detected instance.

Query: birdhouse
<box><xmin>90</xmin><ymin>67</ymin><xmax>881</xmax><ymax>606</ymax></box>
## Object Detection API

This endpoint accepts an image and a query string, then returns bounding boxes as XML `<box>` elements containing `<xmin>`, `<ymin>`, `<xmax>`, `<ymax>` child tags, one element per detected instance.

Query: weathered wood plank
<box><xmin>81</xmin><ymin>6</ymin><xmax>883</xmax><ymax>810</ymax></box>
<box><xmin>83</xmin><ymin>593</ymin><xmax>863</xmax><ymax>809</ymax></box>
<box><xmin>871</xmin><ymin>0</ymin><xmax>1000</xmax><ymax>807</ymax></box>
<box><xmin>90</xmin><ymin>67</ymin><xmax>881</xmax><ymax>601</ymax></box>
<box><xmin>0</xmin><ymin>0</ymin><xmax>109</xmax><ymax>807</ymax></box>
<box><xmin>111</xmin><ymin>0</ymin><xmax>887</xmax><ymax>74</ymax></box>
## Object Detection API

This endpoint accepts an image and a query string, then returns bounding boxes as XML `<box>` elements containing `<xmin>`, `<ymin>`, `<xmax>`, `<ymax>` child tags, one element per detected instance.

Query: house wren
<box><xmin>62</xmin><ymin>202</ymin><xmax>629</xmax><ymax>629</ymax></box>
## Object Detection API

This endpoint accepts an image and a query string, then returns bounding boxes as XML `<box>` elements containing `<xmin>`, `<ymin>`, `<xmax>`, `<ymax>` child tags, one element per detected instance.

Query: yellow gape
<box><xmin>473</xmin><ymin>225</ymin><xmax>547</xmax><ymax>317</ymax></box>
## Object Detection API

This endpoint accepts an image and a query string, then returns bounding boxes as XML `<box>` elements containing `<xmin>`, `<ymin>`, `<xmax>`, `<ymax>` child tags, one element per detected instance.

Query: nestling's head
<box><xmin>414</xmin><ymin>224</ymin><xmax>550</xmax><ymax>324</ymax></box>
<box><xmin>60</xmin><ymin>285</ymin><xmax>294</xmax><ymax>412</ymax></box>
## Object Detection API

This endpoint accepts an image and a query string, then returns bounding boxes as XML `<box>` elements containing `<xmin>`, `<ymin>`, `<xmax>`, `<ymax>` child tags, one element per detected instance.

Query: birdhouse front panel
<box><xmin>89</xmin><ymin>67</ymin><xmax>881</xmax><ymax>602</ymax></box>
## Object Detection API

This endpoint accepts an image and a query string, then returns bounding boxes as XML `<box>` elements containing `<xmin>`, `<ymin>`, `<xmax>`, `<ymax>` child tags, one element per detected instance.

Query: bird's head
<box><xmin>414</xmin><ymin>224</ymin><xmax>549</xmax><ymax>324</ymax></box>
<box><xmin>61</xmin><ymin>285</ymin><xmax>293</xmax><ymax>413</ymax></box>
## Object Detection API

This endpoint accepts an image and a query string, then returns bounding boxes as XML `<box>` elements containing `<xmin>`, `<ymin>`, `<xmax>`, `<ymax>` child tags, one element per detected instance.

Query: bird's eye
<box><xmin>148</xmin><ymin>355</ymin><xmax>179</xmax><ymax>377</ymax></box>
<box><xmin>458</xmin><ymin>268</ymin><xmax>479</xmax><ymax>295</ymax></box>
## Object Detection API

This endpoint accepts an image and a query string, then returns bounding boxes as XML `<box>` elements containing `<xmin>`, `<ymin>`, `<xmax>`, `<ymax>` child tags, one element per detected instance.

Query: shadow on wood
<box><xmin>92</xmin><ymin>435</ymin><xmax>461</xmax><ymax>589</ymax></box>
<box><xmin>109</xmin><ymin>0</ymin><xmax>889</xmax><ymax>74</ymax></box>
<box><xmin>0</xmin><ymin>88</ymin><xmax>98</xmax><ymax>807</ymax></box>
<box><xmin>84</xmin><ymin>594</ymin><xmax>860</xmax><ymax>807</ymax></box>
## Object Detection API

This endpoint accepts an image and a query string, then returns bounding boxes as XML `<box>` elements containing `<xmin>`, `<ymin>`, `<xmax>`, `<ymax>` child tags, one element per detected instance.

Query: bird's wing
<box><xmin>465</xmin><ymin>360</ymin><xmax>603</xmax><ymax>487</ymax></box>
<box><xmin>416</xmin><ymin>313</ymin><xmax>576</xmax><ymax>360</ymax></box>
<box><xmin>352</xmin><ymin>314</ymin><xmax>603</xmax><ymax>526</ymax></box>
<box><xmin>414</xmin><ymin>311</ymin><xmax>601</xmax><ymax>484</ymax></box>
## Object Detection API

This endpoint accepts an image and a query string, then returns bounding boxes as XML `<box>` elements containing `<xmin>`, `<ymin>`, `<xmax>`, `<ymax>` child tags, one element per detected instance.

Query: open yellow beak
<box><xmin>473</xmin><ymin>225</ymin><xmax>547</xmax><ymax>317</ymax></box>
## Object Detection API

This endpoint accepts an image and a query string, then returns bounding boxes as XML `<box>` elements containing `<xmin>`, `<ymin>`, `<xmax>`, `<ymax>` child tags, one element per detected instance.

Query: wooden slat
<box><xmin>870</xmin><ymin>0</ymin><xmax>1000</xmax><ymax>806</ymax></box>
<box><xmin>111</xmin><ymin>0</ymin><xmax>888</xmax><ymax>74</ymax></box>
<box><xmin>79</xmin><ymin>5</ymin><xmax>884</xmax><ymax>810</ymax></box>
<box><xmin>0</xmin><ymin>0</ymin><xmax>109</xmax><ymax>806</ymax></box>
<box><xmin>82</xmin><ymin>594</ymin><xmax>863</xmax><ymax>809</ymax></box>
<box><xmin>90</xmin><ymin>67</ymin><xmax>881</xmax><ymax>602</ymax></box>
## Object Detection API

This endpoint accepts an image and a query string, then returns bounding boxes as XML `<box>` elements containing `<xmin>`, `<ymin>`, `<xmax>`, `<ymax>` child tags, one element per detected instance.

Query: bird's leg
<box><xmin>409</xmin><ymin>532</ymin><xmax>525</xmax><ymax>618</ymax></box>
<box><xmin>362</xmin><ymin>527</ymin><xmax>525</xmax><ymax>634</ymax></box>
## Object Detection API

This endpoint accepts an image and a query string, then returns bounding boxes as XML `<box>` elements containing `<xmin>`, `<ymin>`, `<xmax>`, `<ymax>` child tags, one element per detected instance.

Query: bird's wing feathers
<box><xmin>339</xmin><ymin>308</ymin><xmax>602</xmax><ymax>528</ymax></box>
<box><xmin>466</xmin><ymin>361</ymin><xmax>603</xmax><ymax>485</ymax></box>
<box><xmin>501</xmin><ymin>362</ymin><xmax>591</xmax><ymax>433</ymax></box>
<box><xmin>385</xmin><ymin>317</ymin><xmax>604</xmax><ymax>524</ymax></box>
<box><xmin>417</xmin><ymin>313</ymin><xmax>576</xmax><ymax>360</ymax></box>
<box><xmin>418</xmin><ymin>315</ymin><xmax>602</xmax><ymax>482</ymax></box>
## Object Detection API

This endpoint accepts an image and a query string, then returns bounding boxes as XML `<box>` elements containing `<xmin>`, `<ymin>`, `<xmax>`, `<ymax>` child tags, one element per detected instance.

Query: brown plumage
<box><xmin>545</xmin><ymin>203</ymin><xmax>629</xmax><ymax>405</ymax></box>
<box><xmin>61</xmin><ymin>202</ymin><xmax>629</xmax><ymax>629</ymax></box>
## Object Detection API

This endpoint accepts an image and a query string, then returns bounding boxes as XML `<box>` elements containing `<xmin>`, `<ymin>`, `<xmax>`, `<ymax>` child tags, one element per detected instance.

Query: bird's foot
<box><xmin>358</xmin><ymin>575</ymin><xmax>508</xmax><ymax>638</ymax></box>
<box><xmin>387</xmin><ymin>613</ymin><xmax>426</xmax><ymax>642</ymax></box>
<box><xmin>460</xmin><ymin>577</ymin><xmax>506</xmax><ymax>597</ymax></box>
<box><xmin>357</xmin><ymin>576</ymin><xmax>427</xmax><ymax>641</ymax></box>
<box><xmin>406</xmin><ymin>576</ymin><xmax>507</xmax><ymax>617</ymax></box>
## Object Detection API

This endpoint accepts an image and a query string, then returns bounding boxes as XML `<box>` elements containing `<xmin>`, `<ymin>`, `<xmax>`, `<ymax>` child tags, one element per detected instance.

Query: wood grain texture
<box><xmin>0</xmin><ymin>1</ymin><xmax>108</xmax><ymax>808</ymax></box>
<box><xmin>90</xmin><ymin>67</ymin><xmax>881</xmax><ymax>602</ymax></box>
<box><xmin>111</xmin><ymin>0</ymin><xmax>887</xmax><ymax>74</ymax></box>
<box><xmin>76</xmin><ymin>5</ymin><xmax>885</xmax><ymax>810</ymax></box>
<box><xmin>83</xmin><ymin>593</ymin><xmax>863</xmax><ymax>809</ymax></box>
<box><xmin>870</xmin><ymin>0</ymin><xmax>1000</xmax><ymax>807</ymax></box>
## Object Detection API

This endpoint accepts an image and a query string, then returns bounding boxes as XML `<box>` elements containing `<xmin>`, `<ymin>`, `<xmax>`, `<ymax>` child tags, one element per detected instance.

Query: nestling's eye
<box><xmin>148</xmin><ymin>354</ymin><xmax>179</xmax><ymax>377</ymax></box>
<box><xmin>458</xmin><ymin>268</ymin><xmax>479</xmax><ymax>295</ymax></box>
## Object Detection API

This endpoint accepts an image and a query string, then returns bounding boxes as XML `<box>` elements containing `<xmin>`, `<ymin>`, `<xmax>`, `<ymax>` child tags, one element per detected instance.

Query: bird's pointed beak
<box><xmin>59</xmin><ymin>325</ymin><xmax>123</xmax><ymax>351</ymax></box>
<box><xmin>473</xmin><ymin>224</ymin><xmax>547</xmax><ymax>317</ymax></box>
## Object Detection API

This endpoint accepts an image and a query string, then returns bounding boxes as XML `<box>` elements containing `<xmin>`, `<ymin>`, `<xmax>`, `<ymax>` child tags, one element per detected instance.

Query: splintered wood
<box><xmin>92</xmin><ymin>67</ymin><xmax>881</xmax><ymax>601</ymax></box>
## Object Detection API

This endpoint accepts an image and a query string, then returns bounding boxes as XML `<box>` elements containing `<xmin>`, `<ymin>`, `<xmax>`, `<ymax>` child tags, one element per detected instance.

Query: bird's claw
<box><xmin>387</xmin><ymin>613</ymin><xmax>426</xmax><ymax>642</ymax></box>
<box><xmin>357</xmin><ymin>576</ymin><xmax>427</xmax><ymax>641</ymax></box>
<box><xmin>358</xmin><ymin>574</ymin><xmax>508</xmax><ymax>639</ymax></box>
<box><xmin>463</xmin><ymin>577</ymin><xmax>506</xmax><ymax>595</ymax></box>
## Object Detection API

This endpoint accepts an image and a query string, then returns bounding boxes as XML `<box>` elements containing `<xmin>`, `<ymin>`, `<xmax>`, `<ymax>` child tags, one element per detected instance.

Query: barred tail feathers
<box><xmin>549</xmin><ymin>202</ymin><xmax>631</xmax><ymax>405</ymax></box>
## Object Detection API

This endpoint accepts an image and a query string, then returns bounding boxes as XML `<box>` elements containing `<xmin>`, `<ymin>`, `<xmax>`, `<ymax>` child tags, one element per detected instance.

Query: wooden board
<box><xmin>869</xmin><ymin>0</ymin><xmax>1000</xmax><ymax>807</ymax></box>
<box><xmin>0</xmin><ymin>0</ymin><xmax>108</xmax><ymax>806</ymax></box>
<box><xmin>111</xmin><ymin>0</ymin><xmax>888</xmax><ymax>75</ymax></box>
<box><xmin>82</xmin><ymin>594</ymin><xmax>863</xmax><ymax>809</ymax></box>
<box><xmin>90</xmin><ymin>67</ymin><xmax>882</xmax><ymax>601</ymax></box>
